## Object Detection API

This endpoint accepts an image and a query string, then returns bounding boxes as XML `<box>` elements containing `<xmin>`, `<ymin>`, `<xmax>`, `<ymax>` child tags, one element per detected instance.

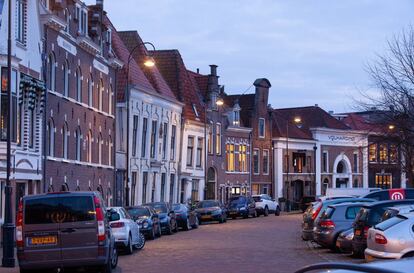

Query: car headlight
<box><xmin>142</xmin><ymin>221</ymin><xmax>149</xmax><ymax>229</ymax></box>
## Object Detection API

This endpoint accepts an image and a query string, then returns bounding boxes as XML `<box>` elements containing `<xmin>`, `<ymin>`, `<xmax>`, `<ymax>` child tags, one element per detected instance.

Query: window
<box><xmin>88</xmin><ymin>75</ymin><xmax>93</xmax><ymax>107</ymax></box>
<box><xmin>78</xmin><ymin>7</ymin><xmax>88</xmax><ymax>35</ymax></box>
<box><xmin>16</xmin><ymin>0</ymin><xmax>26</xmax><ymax>44</ymax></box>
<box><xmin>86</xmin><ymin>130</ymin><xmax>92</xmax><ymax>163</ymax></box>
<box><xmin>293</xmin><ymin>153</ymin><xmax>306</xmax><ymax>173</ymax></box>
<box><xmin>142</xmin><ymin>172</ymin><xmax>148</xmax><ymax>203</ymax></box>
<box><xmin>98</xmin><ymin>133</ymin><xmax>103</xmax><ymax>165</ymax></box>
<box><xmin>208</xmin><ymin>123</ymin><xmax>213</xmax><ymax>154</ymax></box>
<box><xmin>375</xmin><ymin>174</ymin><xmax>392</xmax><ymax>189</ymax></box>
<box><xmin>108</xmin><ymin>85</ymin><xmax>113</xmax><ymax>115</ymax></box>
<box><xmin>108</xmin><ymin>136</ymin><xmax>113</xmax><ymax>166</ymax></box>
<box><xmin>1</xmin><ymin>68</ymin><xmax>18</xmax><ymax>142</ymax></box>
<box><xmin>141</xmin><ymin>117</ymin><xmax>148</xmax><ymax>157</ymax></box>
<box><xmin>131</xmin><ymin>172</ymin><xmax>137</xmax><ymax>205</ymax></box>
<box><xmin>169</xmin><ymin>174</ymin><xmax>175</xmax><ymax>203</ymax></box>
<box><xmin>48</xmin><ymin>54</ymin><xmax>56</xmax><ymax>91</ymax></box>
<box><xmin>29</xmin><ymin>109</ymin><xmax>35</xmax><ymax>148</ymax></box>
<box><xmin>170</xmin><ymin>125</ymin><xmax>176</xmax><ymax>160</ymax></box>
<box><xmin>162</xmin><ymin>123</ymin><xmax>168</xmax><ymax>159</ymax></box>
<box><xmin>239</xmin><ymin>145</ymin><xmax>247</xmax><ymax>172</ymax></box>
<box><xmin>263</xmin><ymin>150</ymin><xmax>269</xmax><ymax>174</ymax></box>
<box><xmin>150</xmin><ymin>120</ymin><xmax>157</xmax><ymax>159</ymax></box>
<box><xmin>369</xmin><ymin>144</ymin><xmax>377</xmax><ymax>162</ymax></box>
<box><xmin>253</xmin><ymin>149</ymin><xmax>259</xmax><ymax>174</ymax></box>
<box><xmin>233</xmin><ymin>110</ymin><xmax>240</xmax><ymax>126</ymax></box>
<box><xmin>106</xmin><ymin>29</ymin><xmax>112</xmax><ymax>51</ymax></box>
<box><xmin>191</xmin><ymin>180</ymin><xmax>199</xmax><ymax>202</ymax></box>
<box><xmin>62</xmin><ymin>123</ymin><xmax>68</xmax><ymax>158</ymax></box>
<box><xmin>226</xmin><ymin>144</ymin><xmax>235</xmax><ymax>172</ymax></box>
<box><xmin>353</xmin><ymin>153</ymin><xmax>358</xmax><ymax>173</ymax></box>
<box><xmin>63</xmin><ymin>60</ymin><xmax>69</xmax><ymax>97</ymax></box>
<box><xmin>132</xmin><ymin>115</ymin><xmax>139</xmax><ymax>157</ymax></box>
<box><xmin>187</xmin><ymin>136</ymin><xmax>194</xmax><ymax>167</ymax></box>
<box><xmin>192</xmin><ymin>104</ymin><xmax>199</xmax><ymax>117</ymax></box>
<box><xmin>196</xmin><ymin>138</ymin><xmax>203</xmax><ymax>168</ymax></box>
<box><xmin>322</xmin><ymin>151</ymin><xmax>328</xmax><ymax>173</ymax></box>
<box><xmin>390</xmin><ymin>144</ymin><xmax>398</xmax><ymax>163</ymax></box>
<box><xmin>64</xmin><ymin>8</ymin><xmax>70</xmax><ymax>32</ymax></box>
<box><xmin>151</xmin><ymin>173</ymin><xmax>156</xmax><ymax>202</ymax></box>
<box><xmin>76</xmin><ymin>68</ymin><xmax>82</xmax><ymax>102</ymax></box>
<box><xmin>99</xmin><ymin>79</ymin><xmax>104</xmax><ymax>111</ymax></box>
<box><xmin>161</xmin><ymin>173</ymin><xmax>166</xmax><ymax>202</ymax></box>
<box><xmin>75</xmin><ymin>127</ymin><xmax>81</xmax><ymax>161</ymax></box>
<box><xmin>216</xmin><ymin>123</ymin><xmax>221</xmax><ymax>155</ymax></box>
<box><xmin>48</xmin><ymin>119</ymin><xmax>55</xmax><ymax>157</ymax></box>
<box><xmin>258</xmin><ymin>118</ymin><xmax>265</xmax><ymax>138</ymax></box>
<box><xmin>379</xmin><ymin>144</ymin><xmax>388</xmax><ymax>163</ymax></box>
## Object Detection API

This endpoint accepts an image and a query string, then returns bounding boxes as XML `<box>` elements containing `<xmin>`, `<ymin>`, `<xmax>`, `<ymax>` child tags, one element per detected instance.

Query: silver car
<box><xmin>365</xmin><ymin>211</ymin><xmax>414</xmax><ymax>261</ymax></box>
<box><xmin>107</xmin><ymin>207</ymin><xmax>144</xmax><ymax>254</ymax></box>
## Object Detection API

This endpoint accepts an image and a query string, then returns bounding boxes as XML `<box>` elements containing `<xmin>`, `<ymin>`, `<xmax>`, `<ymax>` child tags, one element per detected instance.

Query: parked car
<box><xmin>365</xmin><ymin>212</ymin><xmax>414</xmax><ymax>261</ymax></box>
<box><xmin>195</xmin><ymin>200</ymin><xmax>227</xmax><ymax>224</ymax></box>
<box><xmin>172</xmin><ymin>203</ymin><xmax>199</xmax><ymax>230</ymax></box>
<box><xmin>107</xmin><ymin>207</ymin><xmax>144</xmax><ymax>253</ymax></box>
<box><xmin>227</xmin><ymin>196</ymin><xmax>257</xmax><ymax>219</ymax></box>
<box><xmin>302</xmin><ymin>197</ymin><xmax>374</xmax><ymax>241</ymax></box>
<box><xmin>363</xmin><ymin>188</ymin><xmax>414</xmax><ymax>201</ymax></box>
<box><xmin>17</xmin><ymin>192</ymin><xmax>117</xmax><ymax>273</ymax></box>
<box><xmin>325</xmin><ymin>187</ymin><xmax>380</xmax><ymax>199</ymax></box>
<box><xmin>300</xmin><ymin>196</ymin><xmax>316</xmax><ymax>212</ymax></box>
<box><xmin>380</xmin><ymin>205</ymin><xmax>414</xmax><ymax>222</ymax></box>
<box><xmin>144</xmin><ymin>202</ymin><xmax>178</xmax><ymax>235</ymax></box>
<box><xmin>313</xmin><ymin>202</ymin><xmax>371</xmax><ymax>250</ymax></box>
<box><xmin>125</xmin><ymin>206</ymin><xmax>161</xmax><ymax>240</ymax></box>
<box><xmin>294</xmin><ymin>258</ymin><xmax>414</xmax><ymax>273</ymax></box>
<box><xmin>253</xmin><ymin>194</ymin><xmax>281</xmax><ymax>216</ymax></box>
<box><xmin>352</xmin><ymin>199</ymin><xmax>414</xmax><ymax>257</ymax></box>
<box><xmin>335</xmin><ymin>228</ymin><xmax>354</xmax><ymax>253</ymax></box>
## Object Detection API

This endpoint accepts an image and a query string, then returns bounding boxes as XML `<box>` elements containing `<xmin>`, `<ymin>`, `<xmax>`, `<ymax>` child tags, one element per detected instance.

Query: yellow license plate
<box><xmin>355</xmin><ymin>230</ymin><xmax>361</xmax><ymax>236</ymax></box>
<box><xmin>201</xmin><ymin>215</ymin><xmax>211</xmax><ymax>220</ymax></box>
<box><xmin>29</xmin><ymin>236</ymin><xmax>57</xmax><ymax>246</ymax></box>
<box><xmin>365</xmin><ymin>254</ymin><xmax>375</xmax><ymax>262</ymax></box>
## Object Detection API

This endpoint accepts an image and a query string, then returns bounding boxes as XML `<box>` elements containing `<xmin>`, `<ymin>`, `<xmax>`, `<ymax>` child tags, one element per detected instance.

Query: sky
<box><xmin>86</xmin><ymin>0</ymin><xmax>414</xmax><ymax>113</ymax></box>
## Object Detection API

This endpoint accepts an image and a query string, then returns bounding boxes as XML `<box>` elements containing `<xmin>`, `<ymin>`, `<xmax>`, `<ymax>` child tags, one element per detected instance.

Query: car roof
<box><xmin>328</xmin><ymin>202</ymin><xmax>370</xmax><ymax>208</ymax></box>
<box><xmin>362</xmin><ymin>199</ymin><xmax>414</xmax><ymax>208</ymax></box>
<box><xmin>22</xmin><ymin>191</ymin><xmax>98</xmax><ymax>201</ymax></box>
<box><xmin>323</xmin><ymin>197</ymin><xmax>372</xmax><ymax>205</ymax></box>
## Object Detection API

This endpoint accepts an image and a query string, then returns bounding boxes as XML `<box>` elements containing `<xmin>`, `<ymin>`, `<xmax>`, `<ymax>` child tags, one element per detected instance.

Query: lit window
<box><xmin>379</xmin><ymin>144</ymin><xmax>388</xmax><ymax>163</ymax></box>
<box><xmin>238</xmin><ymin>145</ymin><xmax>247</xmax><ymax>172</ymax></box>
<box><xmin>390</xmin><ymin>144</ymin><xmax>398</xmax><ymax>163</ymax></box>
<box><xmin>216</xmin><ymin>123</ymin><xmax>221</xmax><ymax>155</ymax></box>
<box><xmin>226</xmin><ymin>144</ymin><xmax>235</xmax><ymax>172</ymax></box>
<box><xmin>369</xmin><ymin>144</ymin><xmax>377</xmax><ymax>162</ymax></box>
<box><xmin>375</xmin><ymin>173</ymin><xmax>392</xmax><ymax>189</ymax></box>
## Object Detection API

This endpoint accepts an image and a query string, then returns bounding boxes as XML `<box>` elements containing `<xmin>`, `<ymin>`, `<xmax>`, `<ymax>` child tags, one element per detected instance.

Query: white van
<box><xmin>325</xmin><ymin>187</ymin><xmax>380</xmax><ymax>198</ymax></box>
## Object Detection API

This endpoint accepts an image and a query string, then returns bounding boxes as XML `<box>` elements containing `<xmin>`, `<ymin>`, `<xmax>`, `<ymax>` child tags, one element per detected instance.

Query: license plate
<box><xmin>365</xmin><ymin>254</ymin><xmax>375</xmax><ymax>262</ymax></box>
<box><xmin>355</xmin><ymin>230</ymin><xmax>361</xmax><ymax>236</ymax></box>
<box><xmin>201</xmin><ymin>215</ymin><xmax>211</xmax><ymax>220</ymax></box>
<box><xmin>29</xmin><ymin>236</ymin><xmax>57</xmax><ymax>246</ymax></box>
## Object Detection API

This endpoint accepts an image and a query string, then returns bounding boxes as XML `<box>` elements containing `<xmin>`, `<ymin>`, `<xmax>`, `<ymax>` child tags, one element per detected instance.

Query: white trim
<box><xmin>46</xmin><ymin>156</ymin><xmax>114</xmax><ymax>170</ymax></box>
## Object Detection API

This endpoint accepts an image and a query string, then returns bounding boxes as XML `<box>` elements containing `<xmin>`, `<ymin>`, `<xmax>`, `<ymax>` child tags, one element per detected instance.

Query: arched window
<box><xmin>63</xmin><ymin>60</ymin><xmax>69</xmax><ymax>97</ymax></box>
<box><xmin>48</xmin><ymin>119</ymin><xmax>55</xmax><ymax>157</ymax></box>
<box><xmin>86</xmin><ymin>130</ymin><xmax>92</xmax><ymax>163</ymax></box>
<box><xmin>76</xmin><ymin>67</ymin><xmax>82</xmax><ymax>102</ymax></box>
<box><xmin>98</xmin><ymin>133</ymin><xmax>103</xmax><ymax>165</ymax></box>
<box><xmin>48</xmin><ymin>184</ymin><xmax>54</xmax><ymax>193</ymax></box>
<box><xmin>62</xmin><ymin>123</ymin><xmax>68</xmax><ymax>159</ymax></box>
<box><xmin>99</xmin><ymin>79</ymin><xmax>104</xmax><ymax>111</ymax></box>
<box><xmin>48</xmin><ymin>54</ymin><xmax>56</xmax><ymax>91</ymax></box>
<box><xmin>61</xmin><ymin>183</ymin><xmax>69</xmax><ymax>191</ymax></box>
<box><xmin>108</xmin><ymin>85</ymin><xmax>113</xmax><ymax>115</ymax></box>
<box><xmin>75</xmin><ymin>127</ymin><xmax>82</xmax><ymax>161</ymax></box>
<box><xmin>88</xmin><ymin>75</ymin><xmax>93</xmax><ymax>107</ymax></box>
<box><xmin>108</xmin><ymin>135</ymin><xmax>113</xmax><ymax>166</ymax></box>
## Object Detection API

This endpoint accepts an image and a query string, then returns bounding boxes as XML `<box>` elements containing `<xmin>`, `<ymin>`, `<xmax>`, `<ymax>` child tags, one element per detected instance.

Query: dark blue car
<box><xmin>126</xmin><ymin>206</ymin><xmax>161</xmax><ymax>240</ymax></box>
<box><xmin>172</xmin><ymin>204</ymin><xmax>199</xmax><ymax>230</ymax></box>
<box><xmin>143</xmin><ymin>202</ymin><xmax>178</xmax><ymax>235</ymax></box>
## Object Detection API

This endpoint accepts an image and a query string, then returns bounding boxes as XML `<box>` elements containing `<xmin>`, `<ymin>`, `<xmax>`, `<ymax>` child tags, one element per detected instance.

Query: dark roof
<box><xmin>223</xmin><ymin>93</ymin><xmax>256</xmax><ymax>127</ymax></box>
<box><xmin>187</xmin><ymin>70</ymin><xmax>209</xmax><ymax>99</ymax></box>
<box><xmin>151</xmin><ymin>50</ymin><xmax>205</xmax><ymax>122</ymax></box>
<box><xmin>118</xmin><ymin>31</ymin><xmax>178</xmax><ymax>102</ymax></box>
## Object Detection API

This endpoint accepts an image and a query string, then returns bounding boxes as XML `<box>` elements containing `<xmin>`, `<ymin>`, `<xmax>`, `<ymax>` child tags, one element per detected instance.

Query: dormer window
<box><xmin>76</xmin><ymin>5</ymin><xmax>88</xmax><ymax>36</ymax></box>
<box><xmin>192</xmin><ymin>104</ymin><xmax>199</xmax><ymax>118</ymax></box>
<box><xmin>233</xmin><ymin>110</ymin><xmax>240</xmax><ymax>126</ymax></box>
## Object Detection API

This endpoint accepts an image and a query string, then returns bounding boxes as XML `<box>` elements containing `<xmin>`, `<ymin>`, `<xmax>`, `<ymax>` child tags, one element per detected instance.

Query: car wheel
<box><xmin>174</xmin><ymin>221</ymin><xmax>179</xmax><ymax>233</ymax></box>
<box><xmin>125</xmin><ymin>234</ymin><xmax>133</xmax><ymax>255</ymax></box>
<box><xmin>157</xmin><ymin>224</ymin><xmax>162</xmax><ymax>237</ymax></box>
<box><xmin>135</xmin><ymin>233</ymin><xmax>146</xmax><ymax>250</ymax></box>
<box><xmin>192</xmin><ymin>217</ymin><xmax>199</xmax><ymax>229</ymax></box>
<box><xmin>167</xmin><ymin>222</ymin><xmax>173</xmax><ymax>235</ymax></box>
<box><xmin>110</xmin><ymin>247</ymin><xmax>118</xmax><ymax>269</ymax></box>
<box><xmin>264</xmin><ymin>206</ymin><xmax>269</xmax><ymax>217</ymax></box>
<box><xmin>275</xmin><ymin>206</ymin><xmax>281</xmax><ymax>216</ymax></box>
<box><xmin>149</xmin><ymin>226</ymin><xmax>156</xmax><ymax>240</ymax></box>
<box><xmin>99</xmin><ymin>260</ymin><xmax>113</xmax><ymax>273</ymax></box>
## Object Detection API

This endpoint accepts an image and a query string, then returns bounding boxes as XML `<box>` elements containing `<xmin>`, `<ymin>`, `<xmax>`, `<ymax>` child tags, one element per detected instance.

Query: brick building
<box><xmin>42</xmin><ymin>0</ymin><xmax>118</xmax><ymax>205</ymax></box>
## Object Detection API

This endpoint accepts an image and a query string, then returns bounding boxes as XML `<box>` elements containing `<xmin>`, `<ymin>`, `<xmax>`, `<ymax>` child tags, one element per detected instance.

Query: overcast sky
<box><xmin>88</xmin><ymin>0</ymin><xmax>414</xmax><ymax>113</ymax></box>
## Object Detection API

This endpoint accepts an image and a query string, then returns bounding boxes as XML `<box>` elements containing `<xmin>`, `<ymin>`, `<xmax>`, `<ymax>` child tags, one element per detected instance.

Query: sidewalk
<box><xmin>0</xmin><ymin>248</ymin><xmax>19</xmax><ymax>273</ymax></box>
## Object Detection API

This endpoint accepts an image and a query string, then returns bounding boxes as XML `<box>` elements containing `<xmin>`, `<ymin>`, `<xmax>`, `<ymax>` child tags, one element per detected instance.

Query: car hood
<box><xmin>196</xmin><ymin>207</ymin><xmax>220</xmax><ymax>213</ymax></box>
<box><xmin>158</xmin><ymin>213</ymin><xmax>168</xmax><ymax>219</ymax></box>
<box><xmin>134</xmin><ymin>216</ymin><xmax>150</xmax><ymax>222</ymax></box>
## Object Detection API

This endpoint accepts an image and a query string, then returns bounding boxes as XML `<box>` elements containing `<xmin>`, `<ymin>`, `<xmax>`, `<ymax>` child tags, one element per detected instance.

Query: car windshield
<box><xmin>127</xmin><ymin>207</ymin><xmax>150</xmax><ymax>217</ymax></box>
<box><xmin>149</xmin><ymin>203</ymin><xmax>168</xmax><ymax>213</ymax></box>
<box><xmin>197</xmin><ymin>201</ymin><xmax>219</xmax><ymax>208</ymax></box>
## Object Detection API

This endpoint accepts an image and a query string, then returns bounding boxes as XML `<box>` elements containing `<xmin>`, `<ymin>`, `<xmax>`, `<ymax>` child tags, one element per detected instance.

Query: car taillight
<box><xmin>320</xmin><ymin>219</ymin><xmax>335</xmax><ymax>229</ymax></box>
<box><xmin>364</xmin><ymin>226</ymin><xmax>370</xmax><ymax>239</ymax></box>
<box><xmin>16</xmin><ymin>199</ymin><xmax>23</xmax><ymax>247</ymax></box>
<box><xmin>312</xmin><ymin>204</ymin><xmax>322</xmax><ymax>220</ymax></box>
<box><xmin>375</xmin><ymin>233</ymin><xmax>387</xmax><ymax>245</ymax></box>
<box><xmin>94</xmin><ymin>196</ymin><xmax>105</xmax><ymax>242</ymax></box>
<box><xmin>110</xmin><ymin>222</ymin><xmax>125</xmax><ymax>228</ymax></box>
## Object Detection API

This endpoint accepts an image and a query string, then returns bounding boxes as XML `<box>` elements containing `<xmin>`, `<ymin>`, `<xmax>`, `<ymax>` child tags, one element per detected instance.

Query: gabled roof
<box><xmin>223</xmin><ymin>93</ymin><xmax>256</xmax><ymax>127</ymax></box>
<box><xmin>118</xmin><ymin>31</ymin><xmax>178</xmax><ymax>102</ymax></box>
<box><xmin>151</xmin><ymin>50</ymin><xmax>205</xmax><ymax>122</ymax></box>
<box><xmin>342</xmin><ymin>112</ymin><xmax>389</xmax><ymax>133</ymax></box>
<box><xmin>105</xmin><ymin>18</ymin><xmax>155</xmax><ymax>101</ymax></box>
<box><xmin>187</xmin><ymin>70</ymin><xmax>209</xmax><ymax>99</ymax></box>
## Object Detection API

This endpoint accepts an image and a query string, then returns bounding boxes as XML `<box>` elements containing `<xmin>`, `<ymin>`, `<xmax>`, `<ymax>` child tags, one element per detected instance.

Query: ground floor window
<box><xmin>191</xmin><ymin>179</ymin><xmax>199</xmax><ymax>202</ymax></box>
<box><xmin>375</xmin><ymin>173</ymin><xmax>392</xmax><ymax>189</ymax></box>
<box><xmin>161</xmin><ymin>173</ymin><xmax>166</xmax><ymax>202</ymax></box>
<box><xmin>142</xmin><ymin>172</ymin><xmax>148</xmax><ymax>203</ymax></box>
<box><xmin>170</xmin><ymin>174</ymin><xmax>175</xmax><ymax>203</ymax></box>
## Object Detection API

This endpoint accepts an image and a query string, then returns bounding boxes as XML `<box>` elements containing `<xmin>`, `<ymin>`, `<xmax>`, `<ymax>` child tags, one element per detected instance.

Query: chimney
<box><xmin>315</xmin><ymin>104</ymin><xmax>319</xmax><ymax>107</ymax></box>
<box><xmin>196</xmin><ymin>68</ymin><xmax>200</xmax><ymax>74</ymax></box>
<box><xmin>210</xmin><ymin>65</ymin><xmax>218</xmax><ymax>76</ymax></box>
<box><xmin>96</xmin><ymin>0</ymin><xmax>104</xmax><ymax>7</ymax></box>
<box><xmin>328</xmin><ymin>110</ymin><xmax>334</xmax><ymax>115</ymax></box>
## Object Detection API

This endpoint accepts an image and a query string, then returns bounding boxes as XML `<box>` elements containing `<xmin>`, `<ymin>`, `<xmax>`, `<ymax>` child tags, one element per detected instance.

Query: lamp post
<box><xmin>125</xmin><ymin>42</ymin><xmax>156</xmax><ymax>206</ymax></box>
<box><xmin>285</xmin><ymin>116</ymin><xmax>301</xmax><ymax>212</ymax></box>
<box><xmin>203</xmin><ymin>97</ymin><xmax>224</xmax><ymax>201</ymax></box>
<box><xmin>2</xmin><ymin>0</ymin><xmax>15</xmax><ymax>267</ymax></box>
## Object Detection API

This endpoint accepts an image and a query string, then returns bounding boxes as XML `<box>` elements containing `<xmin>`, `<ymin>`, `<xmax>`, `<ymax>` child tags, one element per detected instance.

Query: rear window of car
<box><xmin>24</xmin><ymin>196</ymin><xmax>95</xmax><ymax>224</ymax></box>
<box><xmin>345</xmin><ymin>206</ymin><xmax>362</xmax><ymax>219</ymax></box>
<box><xmin>375</xmin><ymin>215</ymin><xmax>407</xmax><ymax>231</ymax></box>
<box><xmin>320</xmin><ymin>207</ymin><xmax>335</xmax><ymax>219</ymax></box>
<box><xmin>380</xmin><ymin>209</ymin><xmax>399</xmax><ymax>222</ymax></box>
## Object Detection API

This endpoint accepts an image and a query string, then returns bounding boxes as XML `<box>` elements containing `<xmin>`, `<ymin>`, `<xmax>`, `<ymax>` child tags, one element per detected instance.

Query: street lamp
<box><xmin>285</xmin><ymin>116</ymin><xmax>301</xmax><ymax>212</ymax></box>
<box><xmin>125</xmin><ymin>41</ymin><xmax>156</xmax><ymax>206</ymax></box>
<box><xmin>2</xmin><ymin>0</ymin><xmax>15</xmax><ymax>268</ymax></box>
<box><xmin>203</xmin><ymin>96</ymin><xmax>224</xmax><ymax>200</ymax></box>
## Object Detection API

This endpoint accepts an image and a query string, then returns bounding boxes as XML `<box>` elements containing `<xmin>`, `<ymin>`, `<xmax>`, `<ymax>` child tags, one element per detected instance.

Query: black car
<box><xmin>172</xmin><ymin>204</ymin><xmax>199</xmax><ymax>230</ymax></box>
<box><xmin>144</xmin><ymin>202</ymin><xmax>178</xmax><ymax>235</ymax></box>
<box><xmin>126</xmin><ymin>206</ymin><xmax>161</xmax><ymax>240</ymax></box>
<box><xmin>352</xmin><ymin>199</ymin><xmax>414</xmax><ymax>257</ymax></box>
<box><xmin>363</xmin><ymin>188</ymin><xmax>414</xmax><ymax>201</ymax></box>
<box><xmin>195</xmin><ymin>200</ymin><xmax>227</xmax><ymax>224</ymax></box>
<box><xmin>227</xmin><ymin>196</ymin><xmax>257</xmax><ymax>219</ymax></box>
